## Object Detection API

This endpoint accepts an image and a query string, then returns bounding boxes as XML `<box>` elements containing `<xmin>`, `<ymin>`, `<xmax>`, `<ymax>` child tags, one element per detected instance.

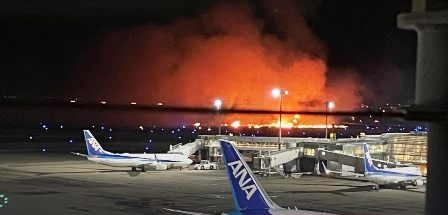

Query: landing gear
<box><xmin>372</xmin><ymin>184</ymin><xmax>380</xmax><ymax>191</ymax></box>
<box><xmin>141</xmin><ymin>166</ymin><xmax>146</xmax><ymax>172</ymax></box>
<box><xmin>132</xmin><ymin>167</ymin><xmax>137</xmax><ymax>171</ymax></box>
<box><xmin>398</xmin><ymin>182</ymin><xmax>407</xmax><ymax>190</ymax></box>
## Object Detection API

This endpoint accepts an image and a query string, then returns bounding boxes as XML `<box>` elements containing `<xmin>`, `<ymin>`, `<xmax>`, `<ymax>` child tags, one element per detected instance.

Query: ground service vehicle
<box><xmin>194</xmin><ymin>160</ymin><xmax>219</xmax><ymax>170</ymax></box>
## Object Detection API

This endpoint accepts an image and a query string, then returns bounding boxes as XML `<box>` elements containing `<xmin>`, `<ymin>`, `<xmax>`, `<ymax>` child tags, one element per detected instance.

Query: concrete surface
<box><xmin>0</xmin><ymin>153</ymin><xmax>425</xmax><ymax>214</ymax></box>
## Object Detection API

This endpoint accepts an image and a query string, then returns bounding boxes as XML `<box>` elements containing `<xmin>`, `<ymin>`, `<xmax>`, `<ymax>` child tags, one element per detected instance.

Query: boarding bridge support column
<box><xmin>398</xmin><ymin>4</ymin><xmax>448</xmax><ymax>213</ymax></box>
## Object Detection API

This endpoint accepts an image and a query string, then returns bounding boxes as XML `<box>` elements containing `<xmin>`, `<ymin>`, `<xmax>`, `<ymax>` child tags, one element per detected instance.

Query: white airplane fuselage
<box><xmin>81</xmin><ymin>130</ymin><xmax>193</xmax><ymax>171</ymax></box>
<box><xmin>364</xmin><ymin>166</ymin><xmax>423</xmax><ymax>186</ymax></box>
<box><xmin>87</xmin><ymin>153</ymin><xmax>192</xmax><ymax>168</ymax></box>
<box><xmin>362</xmin><ymin>143</ymin><xmax>424</xmax><ymax>188</ymax></box>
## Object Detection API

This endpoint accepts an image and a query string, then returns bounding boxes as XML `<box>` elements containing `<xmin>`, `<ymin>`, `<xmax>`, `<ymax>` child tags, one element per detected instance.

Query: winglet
<box><xmin>362</xmin><ymin>143</ymin><xmax>380</xmax><ymax>173</ymax></box>
<box><xmin>220</xmin><ymin>140</ymin><xmax>280</xmax><ymax>211</ymax></box>
<box><xmin>321</xmin><ymin>161</ymin><xmax>330</xmax><ymax>175</ymax></box>
<box><xmin>70</xmin><ymin>152</ymin><xmax>87</xmax><ymax>157</ymax></box>
<box><xmin>83</xmin><ymin>130</ymin><xmax>109</xmax><ymax>156</ymax></box>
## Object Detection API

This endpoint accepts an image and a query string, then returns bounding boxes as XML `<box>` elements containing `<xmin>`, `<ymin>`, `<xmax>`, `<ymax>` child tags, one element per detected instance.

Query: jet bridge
<box><xmin>253</xmin><ymin>147</ymin><xmax>301</xmax><ymax>177</ymax></box>
<box><xmin>167</xmin><ymin>139</ymin><xmax>203</xmax><ymax>156</ymax></box>
<box><xmin>267</xmin><ymin>147</ymin><xmax>301</xmax><ymax>167</ymax></box>
<box><xmin>317</xmin><ymin>149</ymin><xmax>398</xmax><ymax>173</ymax></box>
<box><xmin>253</xmin><ymin>146</ymin><xmax>399</xmax><ymax>177</ymax></box>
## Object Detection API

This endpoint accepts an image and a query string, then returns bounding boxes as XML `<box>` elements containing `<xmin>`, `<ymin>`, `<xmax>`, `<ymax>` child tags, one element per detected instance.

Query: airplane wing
<box><xmin>71</xmin><ymin>152</ymin><xmax>87</xmax><ymax>157</ymax></box>
<box><xmin>321</xmin><ymin>161</ymin><xmax>344</xmax><ymax>176</ymax></box>
<box><xmin>138</xmin><ymin>160</ymin><xmax>168</xmax><ymax>171</ymax></box>
<box><xmin>390</xmin><ymin>178</ymin><xmax>406</xmax><ymax>184</ymax></box>
<box><xmin>322</xmin><ymin>162</ymin><xmax>363</xmax><ymax>177</ymax></box>
<box><xmin>135</xmin><ymin>160</ymin><xmax>158</xmax><ymax>166</ymax></box>
<box><xmin>162</xmin><ymin>208</ymin><xmax>211</xmax><ymax>215</ymax></box>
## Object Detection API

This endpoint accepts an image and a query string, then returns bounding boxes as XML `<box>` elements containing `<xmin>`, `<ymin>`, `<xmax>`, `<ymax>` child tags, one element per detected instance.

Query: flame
<box><xmin>69</xmin><ymin>1</ymin><xmax>368</xmax><ymax>127</ymax></box>
<box><xmin>231</xmin><ymin>120</ymin><xmax>241</xmax><ymax>128</ymax></box>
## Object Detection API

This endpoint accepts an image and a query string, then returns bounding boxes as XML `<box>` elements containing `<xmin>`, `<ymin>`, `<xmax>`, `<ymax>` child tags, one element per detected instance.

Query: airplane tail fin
<box><xmin>83</xmin><ymin>130</ymin><xmax>109</xmax><ymax>156</ymax></box>
<box><xmin>362</xmin><ymin>143</ymin><xmax>380</xmax><ymax>173</ymax></box>
<box><xmin>220</xmin><ymin>140</ymin><xmax>280</xmax><ymax>211</ymax></box>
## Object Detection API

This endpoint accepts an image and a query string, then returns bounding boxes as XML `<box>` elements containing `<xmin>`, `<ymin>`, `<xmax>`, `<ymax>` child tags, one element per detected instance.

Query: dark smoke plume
<box><xmin>69</xmin><ymin>0</ymin><xmax>368</xmax><ymax>126</ymax></box>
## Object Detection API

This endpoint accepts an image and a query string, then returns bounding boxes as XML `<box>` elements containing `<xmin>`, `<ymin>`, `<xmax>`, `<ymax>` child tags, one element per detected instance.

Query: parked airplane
<box><xmin>363</xmin><ymin>143</ymin><xmax>424</xmax><ymax>189</ymax></box>
<box><xmin>164</xmin><ymin>140</ymin><xmax>335</xmax><ymax>215</ymax></box>
<box><xmin>73</xmin><ymin>130</ymin><xmax>193</xmax><ymax>172</ymax></box>
<box><xmin>321</xmin><ymin>161</ymin><xmax>364</xmax><ymax>178</ymax></box>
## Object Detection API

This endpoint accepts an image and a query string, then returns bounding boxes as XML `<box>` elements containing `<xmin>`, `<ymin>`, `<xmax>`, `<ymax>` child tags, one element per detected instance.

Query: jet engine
<box><xmin>412</xmin><ymin>180</ymin><xmax>424</xmax><ymax>186</ymax></box>
<box><xmin>154</xmin><ymin>163</ymin><xmax>168</xmax><ymax>171</ymax></box>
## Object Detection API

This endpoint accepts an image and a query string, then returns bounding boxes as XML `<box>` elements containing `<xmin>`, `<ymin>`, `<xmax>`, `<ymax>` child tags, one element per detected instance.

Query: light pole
<box><xmin>272</xmin><ymin>88</ymin><xmax>288</xmax><ymax>150</ymax></box>
<box><xmin>214</xmin><ymin>99</ymin><xmax>222</xmax><ymax>135</ymax></box>
<box><xmin>325</xmin><ymin>101</ymin><xmax>335</xmax><ymax>139</ymax></box>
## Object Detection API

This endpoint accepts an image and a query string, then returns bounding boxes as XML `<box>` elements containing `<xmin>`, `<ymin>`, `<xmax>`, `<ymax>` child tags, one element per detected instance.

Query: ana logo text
<box><xmin>227</xmin><ymin>160</ymin><xmax>257</xmax><ymax>200</ymax></box>
<box><xmin>87</xmin><ymin>138</ymin><xmax>101</xmax><ymax>152</ymax></box>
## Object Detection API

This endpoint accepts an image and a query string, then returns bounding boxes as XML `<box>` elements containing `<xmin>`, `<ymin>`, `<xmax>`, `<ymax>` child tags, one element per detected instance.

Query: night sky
<box><xmin>0</xmin><ymin>0</ymin><xmax>416</xmax><ymax>126</ymax></box>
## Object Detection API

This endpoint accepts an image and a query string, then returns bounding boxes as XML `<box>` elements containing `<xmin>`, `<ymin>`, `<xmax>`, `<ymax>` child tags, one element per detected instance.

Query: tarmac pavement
<box><xmin>0</xmin><ymin>153</ymin><xmax>425</xmax><ymax>215</ymax></box>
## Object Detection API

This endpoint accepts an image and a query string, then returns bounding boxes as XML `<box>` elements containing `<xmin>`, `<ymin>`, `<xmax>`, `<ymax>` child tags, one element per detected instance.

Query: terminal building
<box><xmin>168</xmin><ymin>131</ymin><xmax>428</xmax><ymax>176</ymax></box>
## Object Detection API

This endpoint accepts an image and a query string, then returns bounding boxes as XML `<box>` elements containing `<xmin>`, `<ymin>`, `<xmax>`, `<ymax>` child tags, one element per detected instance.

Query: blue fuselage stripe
<box><xmin>366</xmin><ymin>171</ymin><xmax>420</xmax><ymax>177</ymax></box>
<box><xmin>88</xmin><ymin>154</ymin><xmax>181</xmax><ymax>163</ymax></box>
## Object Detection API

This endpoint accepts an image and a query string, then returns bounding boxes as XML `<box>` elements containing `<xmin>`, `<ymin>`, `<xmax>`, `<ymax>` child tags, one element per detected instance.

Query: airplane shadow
<box><xmin>274</xmin><ymin>183</ymin><xmax>425</xmax><ymax>196</ymax></box>
<box><xmin>273</xmin><ymin>185</ymin><xmax>378</xmax><ymax>196</ymax></box>
<box><xmin>17</xmin><ymin>167</ymin><xmax>147</xmax><ymax>177</ymax></box>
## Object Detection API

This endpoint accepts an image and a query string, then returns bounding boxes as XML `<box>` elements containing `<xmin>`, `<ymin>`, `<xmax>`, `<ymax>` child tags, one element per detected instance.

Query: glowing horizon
<box><xmin>70</xmin><ymin>1</ymin><xmax>368</xmax><ymax>126</ymax></box>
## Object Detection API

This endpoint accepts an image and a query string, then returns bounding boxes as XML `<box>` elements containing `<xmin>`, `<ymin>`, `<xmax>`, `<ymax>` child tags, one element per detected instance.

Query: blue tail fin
<box><xmin>363</xmin><ymin>143</ymin><xmax>380</xmax><ymax>173</ymax></box>
<box><xmin>83</xmin><ymin>130</ymin><xmax>109</xmax><ymax>156</ymax></box>
<box><xmin>220</xmin><ymin>140</ymin><xmax>280</xmax><ymax>211</ymax></box>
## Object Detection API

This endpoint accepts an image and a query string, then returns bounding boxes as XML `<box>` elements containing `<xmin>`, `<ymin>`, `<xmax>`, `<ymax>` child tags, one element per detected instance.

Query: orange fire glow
<box><xmin>70</xmin><ymin>1</ymin><xmax>368</xmax><ymax>126</ymax></box>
